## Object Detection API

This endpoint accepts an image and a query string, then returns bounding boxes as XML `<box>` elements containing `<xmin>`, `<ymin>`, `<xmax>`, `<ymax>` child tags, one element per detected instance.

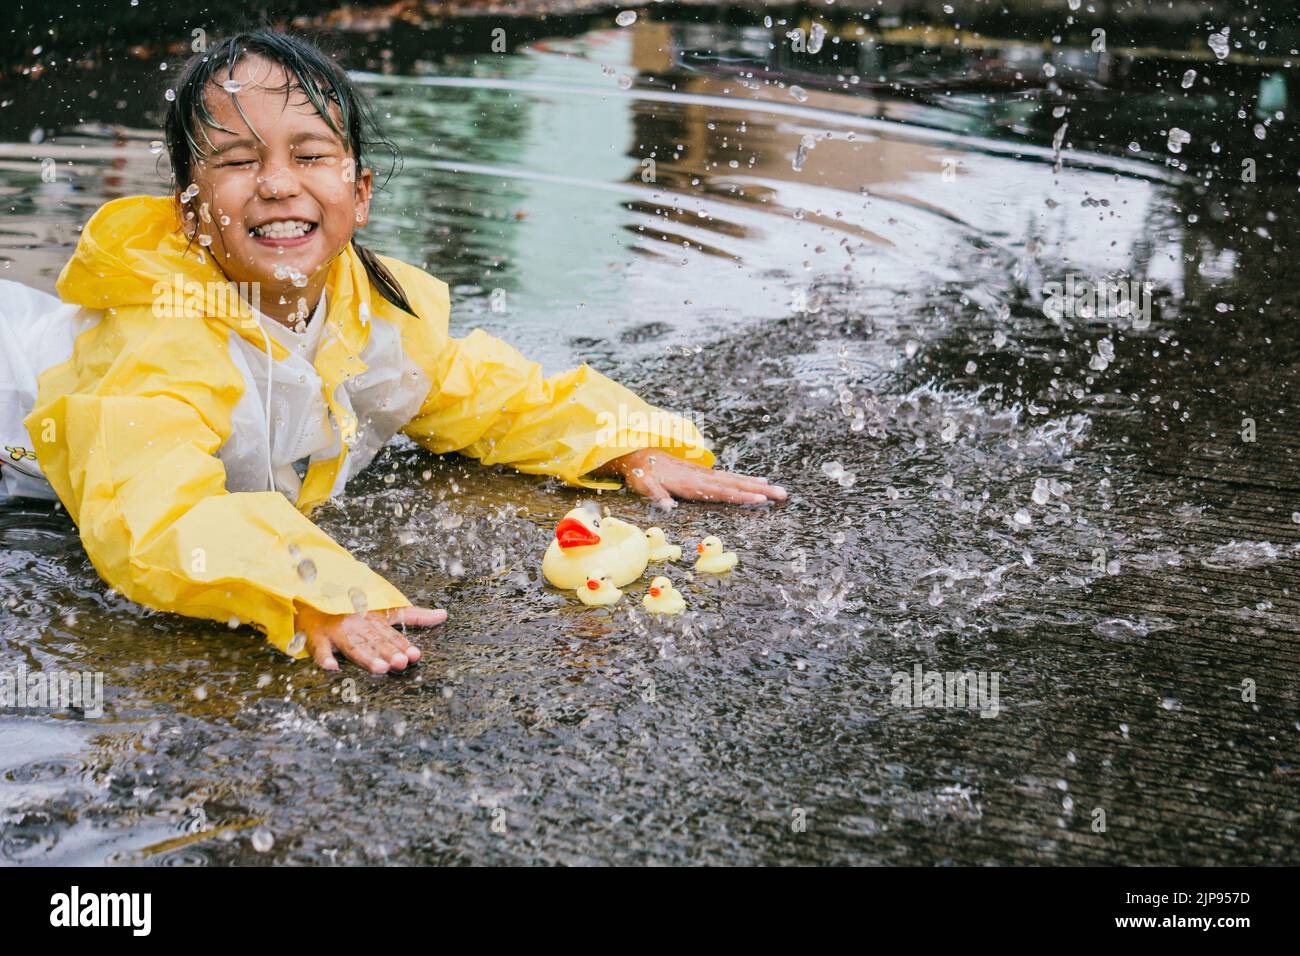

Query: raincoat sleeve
<box><xmin>389</xmin><ymin>261</ymin><xmax>715</xmax><ymax>488</ymax></box>
<box><xmin>25</xmin><ymin>311</ymin><xmax>410</xmax><ymax>658</ymax></box>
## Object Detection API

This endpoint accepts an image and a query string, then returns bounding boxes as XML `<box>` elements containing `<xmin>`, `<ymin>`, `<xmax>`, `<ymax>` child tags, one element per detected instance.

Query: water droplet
<box><xmin>1181</xmin><ymin>69</ymin><xmax>1197</xmax><ymax>89</ymax></box>
<box><xmin>165</xmin><ymin>88</ymin><xmax>176</xmax><ymax>102</ymax></box>
<box><xmin>792</xmin><ymin>133</ymin><xmax>816</xmax><ymax>173</ymax></box>
<box><xmin>222</xmin><ymin>79</ymin><xmax>243</xmax><ymax>94</ymax></box>
<box><xmin>615</xmin><ymin>10</ymin><xmax>637</xmax><ymax>27</ymax></box>
<box><xmin>1208</xmin><ymin>28</ymin><xmax>1230</xmax><ymax>61</ymax></box>
<box><xmin>808</xmin><ymin>23</ymin><xmax>826</xmax><ymax>54</ymax></box>
<box><xmin>349</xmin><ymin>587</ymin><xmax>368</xmax><ymax>615</ymax></box>
<box><xmin>296</xmin><ymin>558</ymin><xmax>317</xmax><ymax>582</ymax></box>
<box><xmin>149</xmin><ymin>140</ymin><xmax>164</xmax><ymax>154</ymax></box>
<box><xmin>789</xmin><ymin>85</ymin><xmax>808</xmax><ymax>103</ymax></box>
<box><xmin>287</xmin><ymin>631</ymin><xmax>306</xmax><ymax>656</ymax></box>
<box><xmin>251</xmin><ymin>829</ymin><xmax>274</xmax><ymax>852</ymax></box>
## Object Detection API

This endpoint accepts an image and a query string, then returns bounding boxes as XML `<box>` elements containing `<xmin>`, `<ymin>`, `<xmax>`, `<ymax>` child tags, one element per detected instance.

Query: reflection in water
<box><xmin>2</xmin><ymin>11</ymin><xmax>1299</xmax><ymax>864</ymax></box>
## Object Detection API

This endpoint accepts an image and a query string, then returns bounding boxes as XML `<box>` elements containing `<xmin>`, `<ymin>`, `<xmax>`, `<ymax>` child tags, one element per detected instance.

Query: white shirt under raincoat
<box><xmin>1</xmin><ymin>195</ymin><xmax>713</xmax><ymax>657</ymax></box>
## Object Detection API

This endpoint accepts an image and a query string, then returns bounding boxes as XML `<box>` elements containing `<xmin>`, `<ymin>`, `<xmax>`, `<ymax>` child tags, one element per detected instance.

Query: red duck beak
<box><xmin>648</xmin><ymin>587</ymin><xmax>661</xmax><ymax>598</ymax></box>
<box><xmin>586</xmin><ymin>579</ymin><xmax>601</xmax><ymax>591</ymax></box>
<box><xmin>556</xmin><ymin>517</ymin><xmax>601</xmax><ymax>550</ymax></box>
<box><xmin>696</xmin><ymin>542</ymin><xmax>705</xmax><ymax>554</ymax></box>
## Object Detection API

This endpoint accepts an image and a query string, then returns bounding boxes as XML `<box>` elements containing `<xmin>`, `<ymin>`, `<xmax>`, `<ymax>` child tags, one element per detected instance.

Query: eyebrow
<box><xmin>206</xmin><ymin>131</ymin><xmax>343</xmax><ymax>157</ymax></box>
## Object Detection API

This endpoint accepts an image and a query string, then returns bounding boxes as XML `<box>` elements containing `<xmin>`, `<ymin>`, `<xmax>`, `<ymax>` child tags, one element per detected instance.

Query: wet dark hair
<box><xmin>162</xmin><ymin>28</ymin><xmax>416</xmax><ymax>316</ymax></box>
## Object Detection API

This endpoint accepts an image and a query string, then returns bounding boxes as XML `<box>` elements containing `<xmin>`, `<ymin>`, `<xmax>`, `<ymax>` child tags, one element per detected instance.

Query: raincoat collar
<box><xmin>57</xmin><ymin>194</ymin><xmax>373</xmax><ymax>362</ymax></box>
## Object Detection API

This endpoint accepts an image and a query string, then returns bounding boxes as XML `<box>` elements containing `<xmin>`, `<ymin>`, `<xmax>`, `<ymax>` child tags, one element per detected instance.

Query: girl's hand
<box><xmin>296</xmin><ymin>604</ymin><xmax>447</xmax><ymax>674</ymax></box>
<box><xmin>599</xmin><ymin>449</ymin><xmax>787</xmax><ymax>509</ymax></box>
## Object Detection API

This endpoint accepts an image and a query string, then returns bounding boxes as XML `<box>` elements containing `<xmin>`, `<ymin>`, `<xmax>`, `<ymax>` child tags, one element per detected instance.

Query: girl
<box><xmin>0</xmin><ymin>30</ymin><xmax>785</xmax><ymax>674</ymax></box>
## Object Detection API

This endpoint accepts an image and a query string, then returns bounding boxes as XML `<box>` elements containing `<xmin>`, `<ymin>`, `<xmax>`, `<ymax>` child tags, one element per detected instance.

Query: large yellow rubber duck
<box><xmin>542</xmin><ymin>504</ymin><xmax>650</xmax><ymax>590</ymax></box>
<box><xmin>641</xmin><ymin>576</ymin><xmax>686</xmax><ymax>615</ymax></box>
<box><xmin>577</xmin><ymin>573</ymin><xmax>622</xmax><ymax>607</ymax></box>
<box><xmin>645</xmin><ymin>527</ymin><xmax>682</xmax><ymax>562</ymax></box>
<box><xmin>694</xmin><ymin>535</ymin><xmax>739</xmax><ymax>574</ymax></box>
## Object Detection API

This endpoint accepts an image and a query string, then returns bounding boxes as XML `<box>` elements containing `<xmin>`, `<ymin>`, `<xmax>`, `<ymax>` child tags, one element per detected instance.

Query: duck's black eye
<box><xmin>592</xmin><ymin>518</ymin><xmax>601</xmax><ymax>528</ymax></box>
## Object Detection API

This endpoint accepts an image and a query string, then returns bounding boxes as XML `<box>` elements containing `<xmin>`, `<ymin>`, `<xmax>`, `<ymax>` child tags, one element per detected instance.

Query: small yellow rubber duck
<box><xmin>641</xmin><ymin>576</ymin><xmax>686</xmax><ymax>615</ymax></box>
<box><xmin>576</xmin><ymin>573</ymin><xmax>622</xmax><ymax>607</ymax></box>
<box><xmin>694</xmin><ymin>536</ymin><xmax>738</xmax><ymax>574</ymax></box>
<box><xmin>645</xmin><ymin>527</ymin><xmax>682</xmax><ymax>562</ymax></box>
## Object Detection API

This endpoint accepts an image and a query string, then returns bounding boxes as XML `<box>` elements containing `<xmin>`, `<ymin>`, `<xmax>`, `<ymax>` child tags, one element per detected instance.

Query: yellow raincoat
<box><xmin>25</xmin><ymin>195</ymin><xmax>713</xmax><ymax>657</ymax></box>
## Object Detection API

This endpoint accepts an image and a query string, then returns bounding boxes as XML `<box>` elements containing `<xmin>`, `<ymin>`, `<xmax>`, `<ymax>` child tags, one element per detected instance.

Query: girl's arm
<box><xmin>400</xmin><ymin>326</ymin><xmax>715</xmax><ymax>486</ymax></box>
<box><xmin>386</xmin><ymin>259</ymin><xmax>783</xmax><ymax>501</ymax></box>
<box><xmin>27</xmin><ymin>311</ymin><xmax>416</xmax><ymax>663</ymax></box>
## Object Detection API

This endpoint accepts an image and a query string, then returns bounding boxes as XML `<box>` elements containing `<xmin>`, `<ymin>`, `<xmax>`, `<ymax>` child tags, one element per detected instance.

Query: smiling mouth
<box><xmin>249</xmin><ymin>220</ymin><xmax>319</xmax><ymax>242</ymax></box>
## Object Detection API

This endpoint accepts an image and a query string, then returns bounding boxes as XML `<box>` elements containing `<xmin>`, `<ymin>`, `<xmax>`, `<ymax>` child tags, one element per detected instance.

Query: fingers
<box><xmin>696</xmin><ymin>477</ymin><xmax>770</xmax><ymax>504</ymax></box>
<box><xmin>723</xmin><ymin>474</ymin><xmax>788</xmax><ymax>499</ymax></box>
<box><xmin>652</xmin><ymin>458</ymin><xmax>787</xmax><ymax>504</ymax></box>
<box><xmin>302</xmin><ymin>606</ymin><xmax>448</xmax><ymax>676</ymax></box>
<box><xmin>698</xmin><ymin>466</ymin><xmax>786</xmax><ymax>500</ymax></box>
<box><xmin>380</xmin><ymin>606</ymin><xmax>447</xmax><ymax>665</ymax></box>
<box><xmin>668</xmin><ymin>469</ymin><xmax>781</xmax><ymax>505</ymax></box>
<box><xmin>335</xmin><ymin>626</ymin><xmax>391</xmax><ymax>674</ymax></box>
<box><xmin>333</xmin><ymin>618</ymin><xmax>410</xmax><ymax>674</ymax></box>
<box><xmin>308</xmin><ymin>630</ymin><xmax>339</xmax><ymax>672</ymax></box>
<box><xmin>384</xmin><ymin>606</ymin><xmax>448</xmax><ymax>628</ymax></box>
<box><xmin>641</xmin><ymin>471</ymin><xmax>676</xmax><ymax>510</ymax></box>
<box><xmin>364</xmin><ymin>617</ymin><xmax>411</xmax><ymax>671</ymax></box>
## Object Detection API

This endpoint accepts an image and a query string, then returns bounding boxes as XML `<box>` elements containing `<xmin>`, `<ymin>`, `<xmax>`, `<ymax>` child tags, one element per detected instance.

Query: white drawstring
<box><xmin>255</xmin><ymin>321</ymin><xmax>276</xmax><ymax>494</ymax></box>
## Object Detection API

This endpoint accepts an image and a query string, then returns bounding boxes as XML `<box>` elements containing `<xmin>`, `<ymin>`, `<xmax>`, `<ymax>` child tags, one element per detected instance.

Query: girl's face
<box><xmin>182</xmin><ymin>55</ymin><xmax>372</xmax><ymax>322</ymax></box>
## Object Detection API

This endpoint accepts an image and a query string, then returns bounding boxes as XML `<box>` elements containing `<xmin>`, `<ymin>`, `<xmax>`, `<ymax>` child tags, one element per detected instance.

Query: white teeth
<box><xmin>252</xmin><ymin>220</ymin><xmax>312</xmax><ymax>238</ymax></box>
